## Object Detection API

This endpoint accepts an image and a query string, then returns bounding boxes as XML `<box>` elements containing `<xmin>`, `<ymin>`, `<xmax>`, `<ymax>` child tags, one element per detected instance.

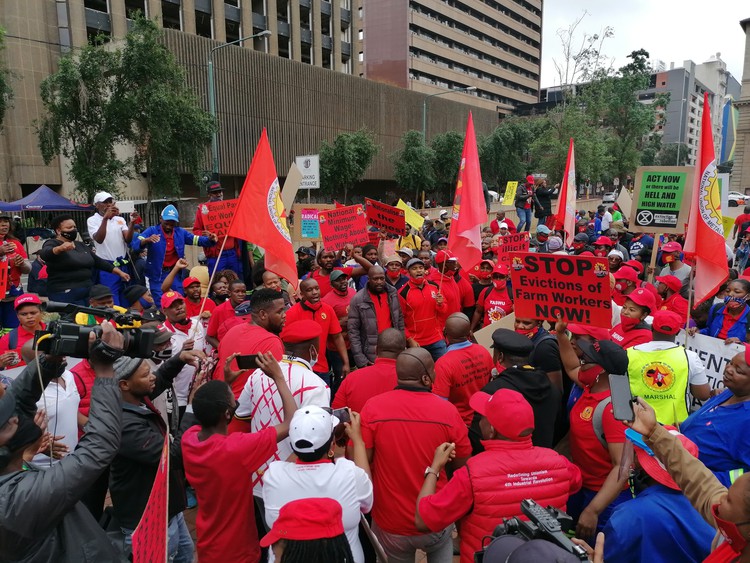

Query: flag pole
<box><xmin>189</xmin><ymin>234</ymin><xmax>229</xmax><ymax>340</ymax></box>
<box><xmin>438</xmin><ymin>258</ymin><xmax>447</xmax><ymax>294</ymax></box>
<box><xmin>684</xmin><ymin>264</ymin><xmax>695</xmax><ymax>336</ymax></box>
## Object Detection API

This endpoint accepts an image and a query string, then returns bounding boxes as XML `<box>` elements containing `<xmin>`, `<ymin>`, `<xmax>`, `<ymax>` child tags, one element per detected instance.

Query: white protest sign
<box><xmin>295</xmin><ymin>154</ymin><xmax>320</xmax><ymax>190</ymax></box>
<box><xmin>675</xmin><ymin>331</ymin><xmax>742</xmax><ymax>410</ymax></box>
<box><xmin>474</xmin><ymin>313</ymin><xmax>516</xmax><ymax>352</ymax></box>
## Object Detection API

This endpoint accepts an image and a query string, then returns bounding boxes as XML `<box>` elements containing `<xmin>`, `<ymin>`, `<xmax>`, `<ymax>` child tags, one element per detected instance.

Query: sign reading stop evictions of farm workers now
<box><xmin>630</xmin><ymin>166</ymin><xmax>693</xmax><ymax>234</ymax></box>
<box><xmin>508</xmin><ymin>252</ymin><xmax>612</xmax><ymax>328</ymax></box>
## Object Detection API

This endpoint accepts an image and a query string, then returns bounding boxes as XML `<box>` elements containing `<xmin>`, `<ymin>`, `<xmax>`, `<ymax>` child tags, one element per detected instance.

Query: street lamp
<box><xmin>208</xmin><ymin>30</ymin><xmax>272</xmax><ymax>175</ymax></box>
<box><xmin>421</xmin><ymin>86</ymin><xmax>477</xmax><ymax>141</ymax></box>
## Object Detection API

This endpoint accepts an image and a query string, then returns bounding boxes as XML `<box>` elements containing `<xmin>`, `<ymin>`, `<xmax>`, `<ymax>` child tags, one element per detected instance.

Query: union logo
<box><xmin>699</xmin><ymin>161</ymin><xmax>723</xmax><ymax>236</ymax></box>
<box><xmin>641</xmin><ymin>361</ymin><xmax>675</xmax><ymax>393</ymax></box>
<box><xmin>511</xmin><ymin>256</ymin><xmax>524</xmax><ymax>271</ymax></box>
<box><xmin>320</xmin><ymin>312</ymin><xmax>327</xmax><ymax>320</ymax></box>
<box><xmin>580</xmin><ymin>406</ymin><xmax>593</xmax><ymax>421</ymax></box>
<box><xmin>487</xmin><ymin>306</ymin><xmax>505</xmax><ymax>322</ymax></box>
<box><xmin>267</xmin><ymin>178</ymin><xmax>291</xmax><ymax>243</ymax></box>
<box><xmin>594</xmin><ymin>263</ymin><xmax>608</xmax><ymax>278</ymax></box>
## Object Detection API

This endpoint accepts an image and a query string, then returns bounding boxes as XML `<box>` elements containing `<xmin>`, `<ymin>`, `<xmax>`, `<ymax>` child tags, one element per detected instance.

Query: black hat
<box><xmin>207</xmin><ymin>181</ymin><xmax>223</xmax><ymax>193</ymax></box>
<box><xmin>296</xmin><ymin>246</ymin><xmax>315</xmax><ymax>257</ymax></box>
<box><xmin>490</xmin><ymin>328</ymin><xmax>534</xmax><ymax>356</ymax></box>
<box><xmin>577</xmin><ymin>339</ymin><xmax>629</xmax><ymax>374</ymax></box>
<box><xmin>124</xmin><ymin>285</ymin><xmax>148</xmax><ymax>306</ymax></box>
<box><xmin>89</xmin><ymin>284</ymin><xmax>113</xmax><ymax>301</ymax></box>
<box><xmin>573</xmin><ymin>232</ymin><xmax>589</xmax><ymax>243</ymax></box>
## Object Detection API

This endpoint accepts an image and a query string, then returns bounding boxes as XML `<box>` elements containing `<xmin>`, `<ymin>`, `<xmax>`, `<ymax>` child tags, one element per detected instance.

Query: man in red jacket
<box><xmin>415</xmin><ymin>389</ymin><xmax>582</xmax><ymax>563</ymax></box>
<box><xmin>398</xmin><ymin>258</ymin><xmax>447</xmax><ymax>361</ymax></box>
<box><xmin>655</xmin><ymin>274</ymin><xmax>688</xmax><ymax>319</ymax></box>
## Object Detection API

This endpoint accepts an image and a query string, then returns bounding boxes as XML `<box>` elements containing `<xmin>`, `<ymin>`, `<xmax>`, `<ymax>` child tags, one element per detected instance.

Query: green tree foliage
<box><xmin>479</xmin><ymin>118</ymin><xmax>535</xmax><ymax>188</ymax></box>
<box><xmin>430</xmin><ymin>130</ymin><xmax>463</xmax><ymax>189</ymax></box>
<box><xmin>0</xmin><ymin>27</ymin><xmax>13</xmax><ymax>131</ymax></box>
<box><xmin>319</xmin><ymin>128</ymin><xmax>379</xmax><ymax>203</ymax></box>
<box><xmin>392</xmin><ymin>130</ymin><xmax>435</xmax><ymax>201</ymax></box>
<box><xmin>655</xmin><ymin>143</ymin><xmax>690</xmax><ymax>166</ymax></box>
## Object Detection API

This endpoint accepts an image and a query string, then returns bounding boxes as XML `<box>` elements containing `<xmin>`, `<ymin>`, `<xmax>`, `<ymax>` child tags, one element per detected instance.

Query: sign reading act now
<box><xmin>630</xmin><ymin>166</ymin><xmax>692</xmax><ymax>234</ymax></box>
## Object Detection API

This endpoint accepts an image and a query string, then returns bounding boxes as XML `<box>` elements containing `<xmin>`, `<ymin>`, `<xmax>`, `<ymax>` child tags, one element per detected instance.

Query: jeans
<box><xmin>516</xmin><ymin>207</ymin><xmax>532</xmax><ymax>232</ymax></box>
<box><xmin>372</xmin><ymin>521</ymin><xmax>453</xmax><ymax>563</ymax></box>
<box><xmin>122</xmin><ymin>513</ymin><xmax>194</xmax><ymax>562</ymax></box>
<box><xmin>422</xmin><ymin>340</ymin><xmax>447</xmax><ymax>362</ymax></box>
<box><xmin>537</xmin><ymin>215</ymin><xmax>549</xmax><ymax>228</ymax></box>
<box><xmin>148</xmin><ymin>268</ymin><xmax>185</xmax><ymax>307</ymax></box>
<box><xmin>48</xmin><ymin>286</ymin><xmax>90</xmax><ymax>306</ymax></box>
<box><xmin>207</xmin><ymin>250</ymin><xmax>240</xmax><ymax>277</ymax></box>
<box><xmin>567</xmin><ymin>487</ymin><xmax>632</xmax><ymax>545</ymax></box>
<box><xmin>327</xmin><ymin>349</ymin><xmax>354</xmax><ymax>399</ymax></box>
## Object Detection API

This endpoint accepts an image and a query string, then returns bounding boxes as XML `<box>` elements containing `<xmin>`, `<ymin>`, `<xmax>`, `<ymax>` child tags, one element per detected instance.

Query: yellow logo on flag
<box><xmin>267</xmin><ymin>178</ymin><xmax>291</xmax><ymax>242</ymax></box>
<box><xmin>699</xmin><ymin>162</ymin><xmax>723</xmax><ymax>235</ymax></box>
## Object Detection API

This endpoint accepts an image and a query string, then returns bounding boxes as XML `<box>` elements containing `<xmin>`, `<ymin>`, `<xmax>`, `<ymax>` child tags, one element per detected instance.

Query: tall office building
<box><xmin>359</xmin><ymin>0</ymin><xmax>542</xmax><ymax>113</ymax></box>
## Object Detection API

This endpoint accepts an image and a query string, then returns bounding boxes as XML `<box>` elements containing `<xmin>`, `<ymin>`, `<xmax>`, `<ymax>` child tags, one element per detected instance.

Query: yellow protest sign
<box><xmin>504</xmin><ymin>181</ymin><xmax>518</xmax><ymax>207</ymax></box>
<box><xmin>397</xmin><ymin>199</ymin><xmax>425</xmax><ymax>230</ymax></box>
<box><xmin>723</xmin><ymin>215</ymin><xmax>734</xmax><ymax>239</ymax></box>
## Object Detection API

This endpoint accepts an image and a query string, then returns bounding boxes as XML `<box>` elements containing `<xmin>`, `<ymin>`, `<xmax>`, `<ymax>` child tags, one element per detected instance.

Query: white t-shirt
<box><xmin>630</xmin><ymin>341</ymin><xmax>708</xmax><ymax>386</ymax></box>
<box><xmin>601</xmin><ymin>211</ymin><xmax>613</xmax><ymax>231</ymax></box>
<box><xmin>263</xmin><ymin>458</ymin><xmax>373</xmax><ymax>563</ymax></box>
<box><xmin>235</xmin><ymin>356</ymin><xmax>330</xmax><ymax>495</ymax></box>
<box><xmin>166</xmin><ymin>317</ymin><xmax>208</xmax><ymax>407</ymax></box>
<box><xmin>658</xmin><ymin>263</ymin><xmax>692</xmax><ymax>285</ymax></box>
<box><xmin>87</xmin><ymin>213</ymin><xmax>129</xmax><ymax>261</ymax></box>
<box><xmin>33</xmin><ymin>370</ymin><xmax>80</xmax><ymax>468</ymax></box>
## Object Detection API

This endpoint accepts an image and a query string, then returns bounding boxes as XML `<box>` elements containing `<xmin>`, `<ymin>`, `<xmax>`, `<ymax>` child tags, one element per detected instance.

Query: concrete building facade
<box><xmin>734</xmin><ymin>18</ymin><xmax>750</xmax><ymax>192</ymax></box>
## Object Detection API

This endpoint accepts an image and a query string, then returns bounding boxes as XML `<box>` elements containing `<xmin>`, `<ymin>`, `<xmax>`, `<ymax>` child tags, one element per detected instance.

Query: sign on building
<box><xmin>295</xmin><ymin>154</ymin><xmax>320</xmax><ymax>190</ymax></box>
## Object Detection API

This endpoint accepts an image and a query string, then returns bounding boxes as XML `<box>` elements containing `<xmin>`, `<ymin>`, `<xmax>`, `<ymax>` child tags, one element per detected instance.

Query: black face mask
<box><xmin>59</xmin><ymin>229</ymin><xmax>78</xmax><ymax>241</ymax></box>
<box><xmin>4</xmin><ymin>413</ymin><xmax>43</xmax><ymax>457</ymax></box>
<box><xmin>214</xmin><ymin>293</ymin><xmax>229</xmax><ymax>302</ymax></box>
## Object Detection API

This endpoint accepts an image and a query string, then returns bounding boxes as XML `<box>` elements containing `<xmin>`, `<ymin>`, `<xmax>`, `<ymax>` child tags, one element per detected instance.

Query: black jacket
<box><xmin>470</xmin><ymin>365</ymin><xmax>561</xmax><ymax>452</ymax></box>
<box><xmin>110</xmin><ymin>355</ymin><xmax>188</xmax><ymax>530</ymax></box>
<box><xmin>0</xmin><ymin>360</ymin><xmax>123</xmax><ymax>562</ymax></box>
<box><xmin>533</xmin><ymin>184</ymin><xmax>555</xmax><ymax>217</ymax></box>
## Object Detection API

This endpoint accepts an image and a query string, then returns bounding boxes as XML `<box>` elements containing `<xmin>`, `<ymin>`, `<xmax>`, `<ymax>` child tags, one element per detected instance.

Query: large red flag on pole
<box><xmin>228</xmin><ymin>129</ymin><xmax>298</xmax><ymax>289</ymax></box>
<box><xmin>553</xmin><ymin>138</ymin><xmax>577</xmax><ymax>247</ymax></box>
<box><xmin>683</xmin><ymin>92</ymin><xmax>728</xmax><ymax>305</ymax></box>
<box><xmin>447</xmin><ymin>112</ymin><xmax>484</xmax><ymax>270</ymax></box>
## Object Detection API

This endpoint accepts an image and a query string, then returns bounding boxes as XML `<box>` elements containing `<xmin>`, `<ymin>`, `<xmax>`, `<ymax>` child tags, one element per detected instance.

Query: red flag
<box><xmin>683</xmin><ymin>92</ymin><xmax>728</xmax><ymax>305</ymax></box>
<box><xmin>447</xmin><ymin>112</ymin><xmax>484</xmax><ymax>270</ymax></box>
<box><xmin>228</xmin><ymin>129</ymin><xmax>298</xmax><ymax>289</ymax></box>
<box><xmin>132</xmin><ymin>435</ymin><xmax>169</xmax><ymax>563</ymax></box>
<box><xmin>553</xmin><ymin>138</ymin><xmax>577</xmax><ymax>246</ymax></box>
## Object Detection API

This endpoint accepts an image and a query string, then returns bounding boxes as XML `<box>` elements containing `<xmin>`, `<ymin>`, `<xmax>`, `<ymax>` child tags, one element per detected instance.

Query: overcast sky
<box><xmin>540</xmin><ymin>1</ymin><xmax>748</xmax><ymax>88</ymax></box>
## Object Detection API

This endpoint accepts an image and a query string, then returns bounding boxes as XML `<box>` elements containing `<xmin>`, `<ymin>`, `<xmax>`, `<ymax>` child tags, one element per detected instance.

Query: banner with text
<box><xmin>295</xmin><ymin>154</ymin><xmax>320</xmax><ymax>189</ymax></box>
<box><xmin>319</xmin><ymin>205</ymin><xmax>369</xmax><ymax>248</ymax></box>
<box><xmin>504</xmin><ymin>181</ymin><xmax>518</xmax><ymax>207</ymax></box>
<box><xmin>496</xmin><ymin>232</ymin><xmax>530</xmax><ymax>266</ymax></box>
<box><xmin>508</xmin><ymin>252</ymin><xmax>612</xmax><ymax>328</ymax></box>
<box><xmin>630</xmin><ymin>166</ymin><xmax>693</xmax><ymax>233</ymax></box>
<box><xmin>365</xmin><ymin>198</ymin><xmax>407</xmax><ymax>235</ymax></box>
<box><xmin>675</xmin><ymin>332</ymin><xmax>741</xmax><ymax>410</ymax></box>
<box><xmin>132</xmin><ymin>434</ymin><xmax>169</xmax><ymax>563</ymax></box>
<box><xmin>300</xmin><ymin>208</ymin><xmax>321</xmax><ymax>239</ymax></box>
<box><xmin>397</xmin><ymin>199</ymin><xmax>425</xmax><ymax>230</ymax></box>
<box><xmin>199</xmin><ymin>199</ymin><xmax>238</xmax><ymax>237</ymax></box>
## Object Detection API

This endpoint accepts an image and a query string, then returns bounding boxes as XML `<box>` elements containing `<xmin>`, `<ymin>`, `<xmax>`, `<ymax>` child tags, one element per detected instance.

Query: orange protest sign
<box><xmin>198</xmin><ymin>199</ymin><xmax>238</xmax><ymax>237</ymax></box>
<box><xmin>364</xmin><ymin>198</ymin><xmax>406</xmax><ymax>236</ymax></box>
<box><xmin>508</xmin><ymin>252</ymin><xmax>612</xmax><ymax>328</ymax></box>
<box><xmin>318</xmin><ymin>205</ymin><xmax>369</xmax><ymax>248</ymax></box>
<box><xmin>132</xmin><ymin>434</ymin><xmax>169</xmax><ymax>563</ymax></box>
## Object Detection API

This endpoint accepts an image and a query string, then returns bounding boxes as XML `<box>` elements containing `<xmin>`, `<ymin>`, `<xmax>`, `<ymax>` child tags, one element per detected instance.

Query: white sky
<box><xmin>540</xmin><ymin>0</ymin><xmax>748</xmax><ymax>88</ymax></box>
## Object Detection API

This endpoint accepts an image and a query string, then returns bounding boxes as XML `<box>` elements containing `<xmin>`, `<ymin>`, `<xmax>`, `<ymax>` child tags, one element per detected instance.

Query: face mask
<box><xmin>578</xmin><ymin>364</ymin><xmax>602</xmax><ymax>388</ymax></box>
<box><xmin>152</xmin><ymin>348</ymin><xmax>173</xmax><ymax>362</ymax></box>
<box><xmin>493</xmin><ymin>279</ymin><xmax>507</xmax><ymax>291</ymax></box>
<box><xmin>620</xmin><ymin>316</ymin><xmax>640</xmax><ymax>331</ymax></box>
<box><xmin>614</xmin><ymin>283</ymin><xmax>624</xmax><ymax>292</ymax></box>
<box><xmin>712</xmin><ymin>504</ymin><xmax>750</xmax><ymax>552</ymax></box>
<box><xmin>515</xmin><ymin>327</ymin><xmax>538</xmax><ymax>339</ymax></box>
<box><xmin>309</xmin><ymin>345</ymin><xmax>318</xmax><ymax>368</ymax></box>
<box><xmin>60</xmin><ymin>229</ymin><xmax>77</xmax><ymax>241</ymax></box>
<box><xmin>538</xmin><ymin>234</ymin><xmax>549</xmax><ymax>242</ymax></box>
<box><xmin>724</xmin><ymin>295</ymin><xmax>747</xmax><ymax>308</ymax></box>
<box><xmin>139</xmin><ymin>297</ymin><xmax>152</xmax><ymax>309</ymax></box>
<box><xmin>573</xmin><ymin>243</ymin><xmax>585</xmax><ymax>251</ymax></box>
<box><xmin>5</xmin><ymin>412</ymin><xmax>43</xmax><ymax>455</ymax></box>
<box><xmin>477</xmin><ymin>271</ymin><xmax>491</xmax><ymax>281</ymax></box>
<box><xmin>594</xmin><ymin>249</ymin><xmax>608</xmax><ymax>257</ymax></box>
<box><xmin>214</xmin><ymin>293</ymin><xmax>228</xmax><ymax>302</ymax></box>
<box><xmin>663</xmin><ymin>254</ymin><xmax>675</xmax><ymax>264</ymax></box>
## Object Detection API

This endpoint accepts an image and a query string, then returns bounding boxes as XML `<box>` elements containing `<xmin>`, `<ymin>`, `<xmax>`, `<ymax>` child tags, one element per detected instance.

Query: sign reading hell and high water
<box><xmin>630</xmin><ymin>166</ymin><xmax>693</xmax><ymax>234</ymax></box>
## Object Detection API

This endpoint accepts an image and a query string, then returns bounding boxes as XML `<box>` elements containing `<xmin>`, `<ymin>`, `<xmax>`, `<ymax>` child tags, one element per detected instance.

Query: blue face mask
<box><xmin>139</xmin><ymin>297</ymin><xmax>152</xmax><ymax>309</ymax></box>
<box><xmin>724</xmin><ymin>296</ymin><xmax>747</xmax><ymax>306</ymax></box>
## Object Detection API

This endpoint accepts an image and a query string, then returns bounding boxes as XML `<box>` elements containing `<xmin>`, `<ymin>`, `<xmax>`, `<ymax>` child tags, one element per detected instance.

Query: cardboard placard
<box><xmin>281</xmin><ymin>162</ymin><xmax>303</xmax><ymax>212</ymax></box>
<box><xmin>397</xmin><ymin>199</ymin><xmax>425</xmax><ymax>230</ymax></box>
<box><xmin>132</xmin><ymin>434</ymin><xmax>169</xmax><ymax>563</ymax></box>
<box><xmin>474</xmin><ymin>312</ymin><xmax>516</xmax><ymax>352</ymax></box>
<box><xmin>496</xmin><ymin>232</ymin><xmax>530</xmax><ymax>266</ymax></box>
<box><xmin>508</xmin><ymin>252</ymin><xmax>612</xmax><ymax>328</ymax></box>
<box><xmin>615</xmin><ymin>189</ymin><xmax>632</xmax><ymax>219</ymax></box>
<box><xmin>365</xmin><ymin>198</ymin><xmax>407</xmax><ymax>235</ymax></box>
<box><xmin>318</xmin><ymin>205</ymin><xmax>369</xmax><ymax>249</ymax></box>
<box><xmin>630</xmin><ymin>166</ymin><xmax>693</xmax><ymax>233</ymax></box>
<box><xmin>503</xmin><ymin>181</ymin><xmax>518</xmax><ymax>207</ymax></box>
<box><xmin>198</xmin><ymin>199</ymin><xmax>238</xmax><ymax>237</ymax></box>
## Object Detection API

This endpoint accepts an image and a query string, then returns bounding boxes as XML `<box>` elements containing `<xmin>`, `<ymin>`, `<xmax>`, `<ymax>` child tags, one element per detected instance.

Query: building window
<box><xmin>302</xmin><ymin>43</ymin><xmax>312</xmax><ymax>64</ymax></box>
<box><xmin>277</xmin><ymin>0</ymin><xmax>289</xmax><ymax>24</ymax></box>
<box><xmin>358</xmin><ymin>51</ymin><xmax>363</xmax><ymax>62</ymax></box>
<box><xmin>358</xmin><ymin>29</ymin><xmax>363</xmax><ymax>40</ymax></box>
<box><xmin>321</xmin><ymin>49</ymin><xmax>332</xmax><ymax>69</ymax></box>
<box><xmin>85</xmin><ymin>0</ymin><xmax>109</xmax><ymax>13</ymax></box>
<box><xmin>321</xmin><ymin>13</ymin><xmax>331</xmax><ymax>37</ymax></box>
<box><xmin>300</xmin><ymin>6</ymin><xmax>311</xmax><ymax>30</ymax></box>
<box><xmin>125</xmin><ymin>0</ymin><xmax>146</xmax><ymax>18</ymax></box>
<box><xmin>161</xmin><ymin>1</ymin><xmax>181</xmax><ymax>29</ymax></box>
<box><xmin>252</xmin><ymin>0</ymin><xmax>266</xmax><ymax>14</ymax></box>
<box><xmin>195</xmin><ymin>10</ymin><xmax>212</xmax><ymax>38</ymax></box>
<box><xmin>225</xmin><ymin>0</ymin><xmax>239</xmax><ymax>6</ymax></box>
<box><xmin>278</xmin><ymin>35</ymin><xmax>290</xmax><ymax>59</ymax></box>
<box><xmin>225</xmin><ymin>18</ymin><xmax>240</xmax><ymax>42</ymax></box>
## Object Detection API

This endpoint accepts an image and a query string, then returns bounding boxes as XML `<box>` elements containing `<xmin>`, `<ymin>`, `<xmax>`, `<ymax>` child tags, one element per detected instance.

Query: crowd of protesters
<box><xmin>0</xmin><ymin>178</ymin><xmax>749</xmax><ymax>563</ymax></box>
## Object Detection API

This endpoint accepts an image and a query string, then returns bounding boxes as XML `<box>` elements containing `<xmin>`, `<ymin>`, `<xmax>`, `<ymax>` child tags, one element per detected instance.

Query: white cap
<box><xmin>608</xmin><ymin>249</ymin><xmax>624</xmax><ymax>260</ymax></box>
<box><xmin>289</xmin><ymin>406</ymin><xmax>340</xmax><ymax>453</ymax></box>
<box><xmin>439</xmin><ymin>210</ymin><xmax>449</xmax><ymax>217</ymax></box>
<box><xmin>499</xmin><ymin>222</ymin><xmax>509</xmax><ymax>229</ymax></box>
<box><xmin>93</xmin><ymin>191</ymin><xmax>115</xmax><ymax>204</ymax></box>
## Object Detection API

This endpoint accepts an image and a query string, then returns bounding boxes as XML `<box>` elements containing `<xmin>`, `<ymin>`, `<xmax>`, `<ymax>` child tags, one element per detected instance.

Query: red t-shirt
<box><xmin>360</xmin><ymin>387</ymin><xmax>472</xmax><ymax>535</ymax></box>
<box><xmin>71</xmin><ymin>359</ymin><xmax>96</xmax><ymax>419</ymax></box>
<box><xmin>182</xmin><ymin>426</ymin><xmax>277</xmax><ymax>563</ymax></box>
<box><xmin>370</xmin><ymin>291</ymin><xmax>393</xmax><ymax>333</ymax></box>
<box><xmin>1</xmin><ymin>238</ymin><xmax>28</xmax><ymax>289</ymax></box>
<box><xmin>718</xmin><ymin>308</ymin><xmax>738</xmax><ymax>340</ymax></box>
<box><xmin>216</xmin><ymin>323</ymin><xmax>285</xmax><ymax>397</ymax></box>
<box><xmin>569</xmin><ymin>388</ymin><xmax>627</xmax><ymax>490</ymax></box>
<box><xmin>433</xmin><ymin>343</ymin><xmax>494</xmax><ymax>425</ymax></box>
<box><xmin>310</xmin><ymin>267</ymin><xmax>355</xmax><ymax>297</ymax></box>
<box><xmin>609</xmin><ymin>323</ymin><xmax>652</xmax><ymax>349</ymax></box>
<box><xmin>185</xmin><ymin>297</ymin><xmax>216</xmax><ymax>320</ymax></box>
<box><xmin>331</xmin><ymin>357</ymin><xmax>397</xmax><ymax>412</ymax></box>
<box><xmin>322</xmin><ymin>288</ymin><xmax>355</xmax><ymax>350</ymax></box>
<box><xmin>478</xmin><ymin>287</ymin><xmax>513</xmax><ymax>327</ymax></box>
<box><xmin>207</xmin><ymin>299</ymin><xmax>239</xmax><ymax>338</ymax></box>
<box><xmin>0</xmin><ymin>323</ymin><xmax>43</xmax><ymax>368</ymax></box>
<box><xmin>284</xmin><ymin>301</ymin><xmax>342</xmax><ymax>373</ymax></box>
<box><xmin>162</xmin><ymin>230</ymin><xmax>178</xmax><ymax>268</ymax></box>
<box><xmin>735</xmin><ymin>213</ymin><xmax>750</xmax><ymax>227</ymax></box>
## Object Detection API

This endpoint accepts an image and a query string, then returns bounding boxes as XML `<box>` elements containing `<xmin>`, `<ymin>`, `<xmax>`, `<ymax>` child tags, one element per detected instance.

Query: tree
<box><xmin>392</xmin><ymin>130</ymin><xmax>435</xmax><ymax>203</ymax></box>
<box><xmin>319</xmin><ymin>128</ymin><xmax>379</xmax><ymax>203</ymax></box>
<box><xmin>655</xmin><ymin>143</ymin><xmax>690</xmax><ymax>166</ymax></box>
<box><xmin>479</xmin><ymin>118</ymin><xmax>534</xmax><ymax>188</ymax></box>
<box><xmin>37</xmin><ymin>43</ymin><xmax>132</xmax><ymax>200</ymax></box>
<box><xmin>0</xmin><ymin>27</ymin><xmax>13</xmax><ymax>131</ymax></box>
<box><xmin>120</xmin><ymin>16</ymin><xmax>215</xmax><ymax>216</ymax></box>
<box><xmin>430</xmin><ymin>131</ymin><xmax>463</xmax><ymax>192</ymax></box>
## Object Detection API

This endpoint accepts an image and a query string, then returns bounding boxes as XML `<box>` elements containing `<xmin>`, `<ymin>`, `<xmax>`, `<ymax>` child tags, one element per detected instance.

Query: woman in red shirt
<box><xmin>610</xmin><ymin>288</ymin><xmax>654</xmax><ymax>349</ymax></box>
<box><xmin>0</xmin><ymin>215</ymin><xmax>30</xmax><ymax>329</ymax></box>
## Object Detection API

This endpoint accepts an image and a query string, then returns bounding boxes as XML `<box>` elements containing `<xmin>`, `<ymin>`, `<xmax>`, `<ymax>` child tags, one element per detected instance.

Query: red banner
<box><xmin>508</xmin><ymin>252</ymin><xmax>612</xmax><ymax>328</ymax></box>
<box><xmin>132</xmin><ymin>434</ymin><xmax>169</xmax><ymax>563</ymax></box>
<box><xmin>364</xmin><ymin>198</ymin><xmax>407</xmax><ymax>236</ymax></box>
<box><xmin>198</xmin><ymin>199</ymin><xmax>238</xmax><ymax>237</ymax></box>
<box><xmin>496</xmin><ymin>232</ymin><xmax>530</xmax><ymax>266</ymax></box>
<box><xmin>318</xmin><ymin>204</ymin><xmax>369</xmax><ymax>249</ymax></box>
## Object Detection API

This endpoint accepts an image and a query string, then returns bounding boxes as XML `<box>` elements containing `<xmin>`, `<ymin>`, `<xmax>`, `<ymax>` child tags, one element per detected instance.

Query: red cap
<box><xmin>634</xmin><ymin>426</ymin><xmax>698</xmax><ymax>490</ymax></box>
<box><xmin>526</xmin><ymin>175</ymin><xmax>535</xmax><ymax>184</ymax></box>
<box><xmin>567</xmin><ymin>323</ymin><xmax>611</xmax><ymax>341</ymax></box>
<box><xmin>182</xmin><ymin>276</ymin><xmax>201</xmax><ymax>289</ymax></box>
<box><xmin>14</xmin><ymin>293</ymin><xmax>41</xmax><ymax>310</ymax></box>
<box><xmin>493</xmin><ymin>263</ymin><xmax>510</xmax><ymax>276</ymax></box>
<box><xmin>578</xmin><ymin>251</ymin><xmax>594</xmax><ymax>257</ymax></box>
<box><xmin>260</xmin><ymin>498</ymin><xmax>344</xmax><ymax>547</ymax></box>
<box><xmin>280</xmin><ymin>320</ymin><xmax>322</xmax><ymax>343</ymax></box>
<box><xmin>655</xmin><ymin>275</ymin><xmax>682</xmax><ymax>294</ymax></box>
<box><xmin>434</xmin><ymin>249</ymin><xmax>456</xmax><ymax>264</ymax></box>
<box><xmin>626</xmin><ymin>287</ymin><xmax>657</xmax><ymax>311</ymax></box>
<box><xmin>161</xmin><ymin>290</ymin><xmax>184</xmax><ymax>309</ymax></box>
<box><xmin>594</xmin><ymin>236</ymin><xmax>614</xmax><ymax>247</ymax></box>
<box><xmin>469</xmin><ymin>389</ymin><xmax>534</xmax><ymax>440</ymax></box>
<box><xmin>651</xmin><ymin>310</ymin><xmax>682</xmax><ymax>335</ymax></box>
<box><xmin>472</xmin><ymin>259</ymin><xmax>495</xmax><ymax>273</ymax></box>
<box><xmin>614</xmin><ymin>267</ymin><xmax>639</xmax><ymax>284</ymax></box>
<box><xmin>622</xmin><ymin>259</ymin><xmax>645</xmax><ymax>274</ymax></box>
<box><xmin>661</xmin><ymin>241</ymin><xmax>683</xmax><ymax>253</ymax></box>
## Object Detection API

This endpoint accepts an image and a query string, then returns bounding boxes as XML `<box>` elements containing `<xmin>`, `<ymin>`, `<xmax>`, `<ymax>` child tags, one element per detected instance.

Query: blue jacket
<box><xmin>700</xmin><ymin>303</ymin><xmax>750</xmax><ymax>342</ymax></box>
<box><xmin>131</xmin><ymin>225</ymin><xmax>214</xmax><ymax>281</ymax></box>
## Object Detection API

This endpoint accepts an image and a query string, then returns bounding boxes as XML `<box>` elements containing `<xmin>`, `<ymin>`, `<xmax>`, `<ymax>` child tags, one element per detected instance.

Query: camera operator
<box><xmin>0</xmin><ymin>323</ymin><xmax>126</xmax><ymax>561</ymax></box>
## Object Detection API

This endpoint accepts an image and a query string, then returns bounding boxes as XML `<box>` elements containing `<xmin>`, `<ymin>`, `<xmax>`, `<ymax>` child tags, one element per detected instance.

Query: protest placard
<box><xmin>496</xmin><ymin>232</ymin><xmax>530</xmax><ymax>266</ymax></box>
<box><xmin>630</xmin><ymin>166</ymin><xmax>693</xmax><ymax>233</ymax></box>
<box><xmin>300</xmin><ymin>208</ymin><xmax>321</xmax><ymax>239</ymax></box>
<box><xmin>132</xmin><ymin>434</ymin><xmax>169</xmax><ymax>563</ymax></box>
<box><xmin>397</xmin><ymin>199</ymin><xmax>425</xmax><ymax>230</ymax></box>
<box><xmin>675</xmin><ymin>332</ymin><xmax>741</xmax><ymax>410</ymax></box>
<box><xmin>198</xmin><ymin>199</ymin><xmax>238</xmax><ymax>237</ymax></box>
<box><xmin>615</xmin><ymin>189</ymin><xmax>632</xmax><ymax>219</ymax></box>
<box><xmin>508</xmin><ymin>252</ymin><xmax>612</xmax><ymax>328</ymax></box>
<box><xmin>281</xmin><ymin>162</ymin><xmax>303</xmax><ymax>212</ymax></box>
<box><xmin>365</xmin><ymin>198</ymin><xmax>407</xmax><ymax>235</ymax></box>
<box><xmin>318</xmin><ymin>205</ymin><xmax>369</xmax><ymax>248</ymax></box>
<box><xmin>504</xmin><ymin>181</ymin><xmax>518</xmax><ymax>207</ymax></box>
<box><xmin>474</xmin><ymin>312</ymin><xmax>516</xmax><ymax>352</ymax></box>
<box><xmin>722</xmin><ymin>216</ymin><xmax>734</xmax><ymax>239</ymax></box>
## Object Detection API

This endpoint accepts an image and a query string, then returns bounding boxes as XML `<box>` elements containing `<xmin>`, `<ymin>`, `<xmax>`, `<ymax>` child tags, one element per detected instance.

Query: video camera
<box><xmin>475</xmin><ymin>499</ymin><xmax>588</xmax><ymax>562</ymax></box>
<box><xmin>33</xmin><ymin>302</ymin><xmax>155</xmax><ymax>359</ymax></box>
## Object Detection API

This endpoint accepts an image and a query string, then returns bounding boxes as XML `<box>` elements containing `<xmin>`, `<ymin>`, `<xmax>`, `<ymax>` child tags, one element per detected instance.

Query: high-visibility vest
<box><xmin>627</xmin><ymin>345</ymin><xmax>689</xmax><ymax>425</ymax></box>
